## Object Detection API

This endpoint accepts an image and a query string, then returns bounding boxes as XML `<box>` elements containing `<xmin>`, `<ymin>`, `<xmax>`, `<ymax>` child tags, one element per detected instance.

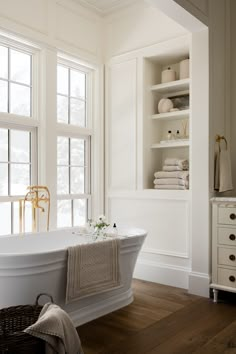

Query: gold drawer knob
<box><xmin>229</xmin><ymin>234</ymin><xmax>236</xmax><ymax>241</ymax></box>
<box><xmin>229</xmin><ymin>275</ymin><xmax>236</xmax><ymax>282</ymax></box>
<box><xmin>230</xmin><ymin>213</ymin><xmax>236</xmax><ymax>220</ymax></box>
<box><xmin>229</xmin><ymin>254</ymin><xmax>236</xmax><ymax>261</ymax></box>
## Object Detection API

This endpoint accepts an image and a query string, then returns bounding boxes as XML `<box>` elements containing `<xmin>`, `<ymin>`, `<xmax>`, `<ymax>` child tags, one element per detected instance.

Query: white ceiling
<box><xmin>73</xmin><ymin>0</ymin><xmax>138</xmax><ymax>14</ymax></box>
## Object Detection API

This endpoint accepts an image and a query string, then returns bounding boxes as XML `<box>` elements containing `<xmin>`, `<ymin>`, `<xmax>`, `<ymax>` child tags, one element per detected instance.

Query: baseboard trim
<box><xmin>133</xmin><ymin>259</ymin><xmax>190</xmax><ymax>289</ymax></box>
<box><xmin>188</xmin><ymin>271</ymin><xmax>210</xmax><ymax>297</ymax></box>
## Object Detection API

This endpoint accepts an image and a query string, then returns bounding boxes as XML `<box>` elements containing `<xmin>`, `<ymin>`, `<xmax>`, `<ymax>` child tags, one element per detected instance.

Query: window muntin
<box><xmin>57</xmin><ymin>136</ymin><xmax>88</xmax><ymax>195</ymax></box>
<box><xmin>0</xmin><ymin>201</ymin><xmax>32</xmax><ymax>236</ymax></box>
<box><xmin>57</xmin><ymin>65</ymin><xmax>87</xmax><ymax>127</ymax></box>
<box><xmin>57</xmin><ymin>199</ymin><xmax>87</xmax><ymax>228</ymax></box>
<box><xmin>56</xmin><ymin>59</ymin><xmax>91</xmax><ymax>230</ymax></box>
<box><xmin>0</xmin><ymin>45</ymin><xmax>32</xmax><ymax>117</ymax></box>
<box><xmin>0</xmin><ymin>128</ymin><xmax>31</xmax><ymax>197</ymax></box>
<box><xmin>0</xmin><ymin>126</ymin><xmax>34</xmax><ymax>236</ymax></box>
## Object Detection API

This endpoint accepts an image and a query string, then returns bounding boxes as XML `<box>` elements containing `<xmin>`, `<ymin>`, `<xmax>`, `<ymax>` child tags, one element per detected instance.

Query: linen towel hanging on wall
<box><xmin>214</xmin><ymin>135</ymin><xmax>233</xmax><ymax>192</ymax></box>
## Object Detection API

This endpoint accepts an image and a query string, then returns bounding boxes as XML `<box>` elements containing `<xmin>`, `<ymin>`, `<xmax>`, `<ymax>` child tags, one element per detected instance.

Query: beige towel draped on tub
<box><xmin>24</xmin><ymin>303</ymin><xmax>84</xmax><ymax>354</ymax></box>
<box><xmin>66</xmin><ymin>238</ymin><xmax>121</xmax><ymax>303</ymax></box>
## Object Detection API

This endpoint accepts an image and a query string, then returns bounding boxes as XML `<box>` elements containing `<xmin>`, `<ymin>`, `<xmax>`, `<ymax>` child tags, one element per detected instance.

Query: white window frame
<box><xmin>56</xmin><ymin>56</ymin><xmax>93</xmax><ymax>228</ymax></box>
<box><xmin>0</xmin><ymin>33</ymin><xmax>40</xmax><ymax>235</ymax></box>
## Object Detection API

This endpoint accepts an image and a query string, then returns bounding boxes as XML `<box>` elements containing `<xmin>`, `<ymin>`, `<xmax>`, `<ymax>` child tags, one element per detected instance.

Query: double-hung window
<box><xmin>0</xmin><ymin>39</ymin><xmax>37</xmax><ymax>235</ymax></box>
<box><xmin>57</xmin><ymin>60</ymin><xmax>92</xmax><ymax>228</ymax></box>
<box><xmin>0</xmin><ymin>44</ymin><xmax>32</xmax><ymax>116</ymax></box>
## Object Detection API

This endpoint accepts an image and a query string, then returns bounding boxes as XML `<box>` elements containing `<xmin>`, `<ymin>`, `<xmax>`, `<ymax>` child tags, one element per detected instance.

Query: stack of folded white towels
<box><xmin>154</xmin><ymin>158</ymin><xmax>189</xmax><ymax>190</ymax></box>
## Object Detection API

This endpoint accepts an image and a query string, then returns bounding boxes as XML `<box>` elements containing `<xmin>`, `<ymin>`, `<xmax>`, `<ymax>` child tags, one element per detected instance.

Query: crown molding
<box><xmin>71</xmin><ymin>0</ymin><xmax>138</xmax><ymax>16</ymax></box>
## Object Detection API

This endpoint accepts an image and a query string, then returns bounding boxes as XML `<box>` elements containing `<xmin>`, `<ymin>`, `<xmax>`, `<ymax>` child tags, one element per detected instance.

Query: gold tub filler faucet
<box><xmin>19</xmin><ymin>186</ymin><xmax>50</xmax><ymax>233</ymax></box>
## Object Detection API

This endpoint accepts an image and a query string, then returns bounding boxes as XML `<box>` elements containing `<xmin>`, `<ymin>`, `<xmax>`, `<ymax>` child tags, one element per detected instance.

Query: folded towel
<box><xmin>154</xmin><ymin>171</ymin><xmax>189</xmax><ymax>179</ymax></box>
<box><xmin>24</xmin><ymin>303</ymin><xmax>84</xmax><ymax>354</ymax></box>
<box><xmin>163</xmin><ymin>165</ymin><xmax>186</xmax><ymax>172</ymax></box>
<box><xmin>214</xmin><ymin>147</ymin><xmax>233</xmax><ymax>192</ymax></box>
<box><xmin>153</xmin><ymin>178</ymin><xmax>189</xmax><ymax>188</ymax></box>
<box><xmin>66</xmin><ymin>239</ymin><xmax>121</xmax><ymax>303</ymax></box>
<box><xmin>154</xmin><ymin>184</ymin><xmax>187</xmax><ymax>190</ymax></box>
<box><xmin>164</xmin><ymin>158</ymin><xmax>189</xmax><ymax>170</ymax></box>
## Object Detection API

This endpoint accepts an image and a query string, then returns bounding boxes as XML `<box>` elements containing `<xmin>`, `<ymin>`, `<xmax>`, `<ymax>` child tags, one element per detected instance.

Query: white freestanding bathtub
<box><xmin>0</xmin><ymin>228</ymin><xmax>146</xmax><ymax>326</ymax></box>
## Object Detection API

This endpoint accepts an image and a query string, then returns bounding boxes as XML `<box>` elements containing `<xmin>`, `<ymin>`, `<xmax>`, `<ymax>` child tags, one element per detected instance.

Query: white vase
<box><xmin>158</xmin><ymin>98</ymin><xmax>173</xmax><ymax>113</ymax></box>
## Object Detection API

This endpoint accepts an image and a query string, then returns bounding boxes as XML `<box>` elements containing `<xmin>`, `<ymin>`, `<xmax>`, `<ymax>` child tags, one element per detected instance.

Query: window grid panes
<box><xmin>57</xmin><ymin>135</ymin><xmax>89</xmax><ymax>228</ymax></box>
<box><xmin>0</xmin><ymin>126</ymin><xmax>34</xmax><ymax>236</ymax></box>
<box><xmin>0</xmin><ymin>128</ymin><xmax>32</xmax><ymax>197</ymax></box>
<box><xmin>57</xmin><ymin>64</ymin><xmax>87</xmax><ymax>127</ymax></box>
<box><xmin>0</xmin><ymin>45</ymin><xmax>32</xmax><ymax>117</ymax></box>
<box><xmin>0</xmin><ymin>201</ymin><xmax>32</xmax><ymax>236</ymax></box>
<box><xmin>57</xmin><ymin>199</ymin><xmax>87</xmax><ymax>228</ymax></box>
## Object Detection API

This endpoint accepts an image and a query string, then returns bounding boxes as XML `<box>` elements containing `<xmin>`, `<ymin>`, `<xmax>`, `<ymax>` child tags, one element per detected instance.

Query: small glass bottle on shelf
<box><xmin>167</xmin><ymin>130</ymin><xmax>172</xmax><ymax>140</ymax></box>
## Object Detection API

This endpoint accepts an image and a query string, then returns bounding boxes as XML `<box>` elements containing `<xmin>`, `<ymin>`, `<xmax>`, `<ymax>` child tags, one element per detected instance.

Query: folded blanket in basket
<box><xmin>24</xmin><ymin>303</ymin><xmax>84</xmax><ymax>354</ymax></box>
<box><xmin>154</xmin><ymin>184</ymin><xmax>187</xmax><ymax>190</ymax></box>
<box><xmin>164</xmin><ymin>158</ymin><xmax>189</xmax><ymax>170</ymax></box>
<box><xmin>153</xmin><ymin>178</ymin><xmax>189</xmax><ymax>188</ymax></box>
<box><xmin>154</xmin><ymin>171</ymin><xmax>189</xmax><ymax>179</ymax></box>
<box><xmin>66</xmin><ymin>239</ymin><xmax>121</xmax><ymax>303</ymax></box>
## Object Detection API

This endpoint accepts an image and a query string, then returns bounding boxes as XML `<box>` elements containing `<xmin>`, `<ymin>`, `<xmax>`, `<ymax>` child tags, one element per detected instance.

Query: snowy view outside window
<box><xmin>0</xmin><ymin>44</ymin><xmax>33</xmax><ymax>235</ymax></box>
<box><xmin>57</xmin><ymin>65</ymin><xmax>86</xmax><ymax>126</ymax></box>
<box><xmin>57</xmin><ymin>63</ymin><xmax>90</xmax><ymax>228</ymax></box>
<box><xmin>57</xmin><ymin>136</ymin><xmax>87</xmax><ymax>228</ymax></box>
<box><xmin>0</xmin><ymin>128</ymin><xmax>32</xmax><ymax>235</ymax></box>
<box><xmin>0</xmin><ymin>45</ymin><xmax>32</xmax><ymax>116</ymax></box>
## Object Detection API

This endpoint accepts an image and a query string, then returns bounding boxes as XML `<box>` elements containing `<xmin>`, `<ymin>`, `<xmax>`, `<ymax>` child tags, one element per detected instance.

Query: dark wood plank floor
<box><xmin>77</xmin><ymin>279</ymin><xmax>236</xmax><ymax>354</ymax></box>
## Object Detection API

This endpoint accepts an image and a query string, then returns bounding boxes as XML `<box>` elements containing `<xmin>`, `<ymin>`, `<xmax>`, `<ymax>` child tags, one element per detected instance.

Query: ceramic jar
<box><xmin>179</xmin><ymin>59</ymin><xmax>189</xmax><ymax>79</ymax></box>
<box><xmin>161</xmin><ymin>67</ymin><xmax>176</xmax><ymax>83</ymax></box>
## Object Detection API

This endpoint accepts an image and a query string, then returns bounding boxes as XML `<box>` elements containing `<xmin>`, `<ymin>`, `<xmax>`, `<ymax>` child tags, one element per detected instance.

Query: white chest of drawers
<box><xmin>211</xmin><ymin>198</ymin><xmax>236</xmax><ymax>302</ymax></box>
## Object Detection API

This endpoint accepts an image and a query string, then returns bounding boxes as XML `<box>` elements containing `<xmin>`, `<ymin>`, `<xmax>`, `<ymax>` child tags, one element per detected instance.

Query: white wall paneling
<box><xmin>107</xmin><ymin>59</ymin><xmax>137</xmax><ymax>191</ymax></box>
<box><xmin>108</xmin><ymin>197</ymin><xmax>190</xmax><ymax>256</ymax></box>
<box><xmin>108</xmin><ymin>196</ymin><xmax>190</xmax><ymax>288</ymax></box>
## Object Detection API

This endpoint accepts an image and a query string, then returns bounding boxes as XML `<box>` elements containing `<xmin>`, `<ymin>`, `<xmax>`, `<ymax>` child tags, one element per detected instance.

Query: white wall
<box><xmin>105</xmin><ymin>3</ymin><xmax>195</xmax><ymax>291</ymax></box>
<box><xmin>174</xmin><ymin>0</ymin><xmax>209</xmax><ymax>25</ymax></box>
<box><xmin>104</xmin><ymin>0</ymin><xmax>187</xmax><ymax>58</ymax></box>
<box><xmin>0</xmin><ymin>0</ymin><xmax>103</xmax><ymax>64</ymax></box>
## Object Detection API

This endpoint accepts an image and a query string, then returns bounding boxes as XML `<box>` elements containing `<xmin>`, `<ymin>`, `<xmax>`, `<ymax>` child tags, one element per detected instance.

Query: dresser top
<box><xmin>211</xmin><ymin>197</ymin><xmax>236</xmax><ymax>202</ymax></box>
<box><xmin>211</xmin><ymin>197</ymin><xmax>236</xmax><ymax>205</ymax></box>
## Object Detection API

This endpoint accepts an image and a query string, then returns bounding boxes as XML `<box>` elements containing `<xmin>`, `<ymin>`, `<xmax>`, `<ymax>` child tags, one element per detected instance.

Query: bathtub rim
<box><xmin>0</xmin><ymin>227</ymin><xmax>147</xmax><ymax>257</ymax></box>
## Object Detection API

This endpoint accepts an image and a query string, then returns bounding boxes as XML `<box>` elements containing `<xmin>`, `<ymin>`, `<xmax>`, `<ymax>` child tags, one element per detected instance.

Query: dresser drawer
<box><xmin>218</xmin><ymin>247</ymin><xmax>236</xmax><ymax>267</ymax></box>
<box><xmin>218</xmin><ymin>228</ymin><xmax>236</xmax><ymax>245</ymax></box>
<box><xmin>218</xmin><ymin>268</ymin><xmax>236</xmax><ymax>288</ymax></box>
<box><xmin>218</xmin><ymin>207</ymin><xmax>236</xmax><ymax>225</ymax></box>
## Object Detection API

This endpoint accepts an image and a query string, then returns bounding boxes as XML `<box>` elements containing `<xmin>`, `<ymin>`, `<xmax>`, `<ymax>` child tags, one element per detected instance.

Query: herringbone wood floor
<box><xmin>77</xmin><ymin>279</ymin><xmax>236</xmax><ymax>354</ymax></box>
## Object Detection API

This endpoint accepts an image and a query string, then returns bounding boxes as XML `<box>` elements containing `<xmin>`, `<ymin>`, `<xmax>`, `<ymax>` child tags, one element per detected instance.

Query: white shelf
<box><xmin>151</xmin><ymin>140</ymin><xmax>189</xmax><ymax>149</ymax></box>
<box><xmin>151</xmin><ymin>78</ymin><xmax>190</xmax><ymax>95</ymax></box>
<box><xmin>151</xmin><ymin>109</ymin><xmax>189</xmax><ymax>121</ymax></box>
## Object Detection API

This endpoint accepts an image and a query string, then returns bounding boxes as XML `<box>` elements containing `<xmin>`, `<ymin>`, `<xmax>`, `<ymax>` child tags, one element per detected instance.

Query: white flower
<box><xmin>98</xmin><ymin>215</ymin><xmax>106</xmax><ymax>222</ymax></box>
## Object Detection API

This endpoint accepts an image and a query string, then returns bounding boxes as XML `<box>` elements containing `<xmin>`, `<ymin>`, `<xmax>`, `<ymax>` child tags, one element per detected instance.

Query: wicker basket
<box><xmin>0</xmin><ymin>293</ymin><xmax>53</xmax><ymax>354</ymax></box>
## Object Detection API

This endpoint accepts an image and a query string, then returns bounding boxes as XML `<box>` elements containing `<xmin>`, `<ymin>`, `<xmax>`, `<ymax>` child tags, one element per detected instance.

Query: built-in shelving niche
<box><xmin>143</xmin><ymin>47</ymin><xmax>190</xmax><ymax>190</ymax></box>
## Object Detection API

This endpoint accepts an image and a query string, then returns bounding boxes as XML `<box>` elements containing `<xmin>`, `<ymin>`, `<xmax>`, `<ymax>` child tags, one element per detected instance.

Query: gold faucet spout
<box><xmin>19</xmin><ymin>185</ymin><xmax>50</xmax><ymax>233</ymax></box>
